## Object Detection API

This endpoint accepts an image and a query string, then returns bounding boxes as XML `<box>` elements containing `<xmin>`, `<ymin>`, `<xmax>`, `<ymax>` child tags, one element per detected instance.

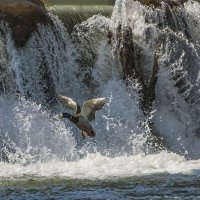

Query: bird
<box><xmin>57</xmin><ymin>95</ymin><xmax>106</xmax><ymax>139</ymax></box>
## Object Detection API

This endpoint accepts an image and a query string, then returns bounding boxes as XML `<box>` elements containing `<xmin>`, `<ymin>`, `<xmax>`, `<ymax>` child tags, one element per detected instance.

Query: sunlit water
<box><xmin>1</xmin><ymin>0</ymin><xmax>200</xmax><ymax>199</ymax></box>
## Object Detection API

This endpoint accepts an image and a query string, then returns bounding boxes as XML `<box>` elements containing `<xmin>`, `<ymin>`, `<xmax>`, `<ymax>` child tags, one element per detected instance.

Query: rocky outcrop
<box><xmin>0</xmin><ymin>0</ymin><xmax>57</xmax><ymax>105</ymax></box>
<box><xmin>0</xmin><ymin>0</ymin><xmax>52</xmax><ymax>47</ymax></box>
<box><xmin>115</xmin><ymin>25</ymin><xmax>159</xmax><ymax>116</ymax></box>
<box><xmin>138</xmin><ymin>0</ymin><xmax>187</xmax><ymax>8</ymax></box>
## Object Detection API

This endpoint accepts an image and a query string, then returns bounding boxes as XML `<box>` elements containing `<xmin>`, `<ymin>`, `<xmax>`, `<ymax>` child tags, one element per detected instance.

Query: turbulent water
<box><xmin>1</xmin><ymin>0</ymin><xmax>200</xmax><ymax>199</ymax></box>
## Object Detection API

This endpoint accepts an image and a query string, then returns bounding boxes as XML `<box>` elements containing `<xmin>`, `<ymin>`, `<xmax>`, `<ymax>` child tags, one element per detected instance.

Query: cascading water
<box><xmin>110</xmin><ymin>0</ymin><xmax>200</xmax><ymax>158</ymax></box>
<box><xmin>1</xmin><ymin>0</ymin><xmax>200</xmax><ymax>183</ymax></box>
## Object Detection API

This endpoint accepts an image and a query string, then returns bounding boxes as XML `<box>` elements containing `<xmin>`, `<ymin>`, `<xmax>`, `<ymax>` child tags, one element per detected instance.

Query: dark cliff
<box><xmin>0</xmin><ymin>0</ymin><xmax>52</xmax><ymax>47</ymax></box>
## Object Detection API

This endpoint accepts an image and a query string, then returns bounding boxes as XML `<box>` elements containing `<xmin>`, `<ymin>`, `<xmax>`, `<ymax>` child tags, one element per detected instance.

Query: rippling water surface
<box><xmin>1</xmin><ymin>152</ymin><xmax>200</xmax><ymax>199</ymax></box>
<box><xmin>1</xmin><ymin>174</ymin><xmax>200</xmax><ymax>199</ymax></box>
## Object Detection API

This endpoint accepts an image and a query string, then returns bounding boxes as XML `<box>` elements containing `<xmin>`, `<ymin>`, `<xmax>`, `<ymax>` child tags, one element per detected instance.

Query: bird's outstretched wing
<box><xmin>81</xmin><ymin>97</ymin><xmax>106</xmax><ymax>121</ymax></box>
<box><xmin>57</xmin><ymin>95</ymin><xmax>81</xmax><ymax>114</ymax></box>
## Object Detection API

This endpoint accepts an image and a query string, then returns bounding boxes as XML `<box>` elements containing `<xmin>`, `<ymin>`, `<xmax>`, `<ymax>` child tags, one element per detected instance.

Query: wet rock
<box><xmin>137</xmin><ymin>0</ymin><xmax>188</xmax><ymax>8</ymax></box>
<box><xmin>115</xmin><ymin>25</ymin><xmax>160</xmax><ymax>115</ymax></box>
<box><xmin>0</xmin><ymin>0</ymin><xmax>52</xmax><ymax>47</ymax></box>
<box><xmin>137</xmin><ymin>0</ymin><xmax>161</xmax><ymax>7</ymax></box>
<box><xmin>113</xmin><ymin>24</ymin><xmax>164</xmax><ymax>150</ymax></box>
<box><xmin>117</xmin><ymin>26</ymin><xmax>142</xmax><ymax>82</ymax></box>
<box><xmin>27</xmin><ymin>0</ymin><xmax>45</xmax><ymax>8</ymax></box>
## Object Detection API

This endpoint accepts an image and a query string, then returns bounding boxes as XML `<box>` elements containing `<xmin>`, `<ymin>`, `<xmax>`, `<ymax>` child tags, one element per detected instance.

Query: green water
<box><xmin>43</xmin><ymin>0</ymin><xmax>115</xmax><ymax>6</ymax></box>
<box><xmin>1</xmin><ymin>174</ymin><xmax>200</xmax><ymax>199</ymax></box>
<box><xmin>47</xmin><ymin>5</ymin><xmax>113</xmax><ymax>32</ymax></box>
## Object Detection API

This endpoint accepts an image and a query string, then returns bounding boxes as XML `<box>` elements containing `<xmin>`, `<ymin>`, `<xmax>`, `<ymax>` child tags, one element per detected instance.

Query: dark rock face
<box><xmin>27</xmin><ymin>0</ymin><xmax>45</xmax><ymax>8</ymax></box>
<box><xmin>138</xmin><ymin>0</ymin><xmax>187</xmax><ymax>8</ymax></box>
<box><xmin>111</xmin><ymin>0</ymin><xmax>194</xmax><ymax>151</ymax></box>
<box><xmin>113</xmin><ymin>0</ymin><xmax>196</xmax><ymax>115</ymax></box>
<box><xmin>114</xmin><ymin>25</ymin><xmax>164</xmax><ymax>151</ymax></box>
<box><xmin>0</xmin><ymin>0</ymin><xmax>52</xmax><ymax>47</ymax></box>
<box><xmin>115</xmin><ymin>25</ymin><xmax>159</xmax><ymax>116</ymax></box>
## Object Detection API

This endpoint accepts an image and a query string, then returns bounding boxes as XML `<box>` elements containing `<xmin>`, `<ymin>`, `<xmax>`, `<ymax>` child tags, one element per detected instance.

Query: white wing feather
<box><xmin>81</xmin><ymin>97</ymin><xmax>106</xmax><ymax>121</ymax></box>
<box><xmin>57</xmin><ymin>95</ymin><xmax>77</xmax><ymax>110</ymax></box>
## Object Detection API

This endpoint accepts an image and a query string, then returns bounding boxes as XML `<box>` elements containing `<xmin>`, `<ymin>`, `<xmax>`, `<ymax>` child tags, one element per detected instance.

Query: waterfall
<box><xmin>0</xmin><ymin>14</ymin><xmax>79</xmax><ymax>105</ymax></box>
<box><xmin>1</xmin><ymin>0</ymin><xmax>200</xmax><ymax>165</ymax></box>
<box><xmin>110</xmin><ymin>0</ymin><xmax>200</xmax><ymax>158</ymax></box>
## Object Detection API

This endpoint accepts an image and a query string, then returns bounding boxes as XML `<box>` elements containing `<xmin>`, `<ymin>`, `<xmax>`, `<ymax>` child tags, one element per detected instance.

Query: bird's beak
<box><xmin>58</xmin><ymin>114</ymin><xmax>64</xmax><ymax>120</ymax></box>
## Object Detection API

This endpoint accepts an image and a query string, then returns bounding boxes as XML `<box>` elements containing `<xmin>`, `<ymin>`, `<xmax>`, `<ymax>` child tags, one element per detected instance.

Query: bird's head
<box><xmin>88</xmin><ymin>130</ymin><xmax>96</xmax><ymax>137</ymax></box>
<box><xmin>58</xmin><ymin>112</ymin><xmax>72</xmax><ymax>120</ymax></box>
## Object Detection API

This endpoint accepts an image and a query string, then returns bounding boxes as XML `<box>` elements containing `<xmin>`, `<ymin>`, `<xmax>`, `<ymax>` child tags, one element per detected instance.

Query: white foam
<box><xmin>0</xmin><ymin>151</ymin><xmax>200</xmax><ymax>180</ymax></box>
<box><xmin>0</xmin><ymin>96</ymin><xmax>199</xmax><ymax>180</ymax></box>
<box><xmin>0</xmin><ymin>97</ymin><xmax>76</xmax><ymax>164</ymax></box>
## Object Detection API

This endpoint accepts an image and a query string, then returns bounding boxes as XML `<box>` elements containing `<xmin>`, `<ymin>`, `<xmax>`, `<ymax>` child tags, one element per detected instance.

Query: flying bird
<box><xmin>57</xmin><ymin>95</ymin><xmax>106</xmax><ymax>139</ymax></box>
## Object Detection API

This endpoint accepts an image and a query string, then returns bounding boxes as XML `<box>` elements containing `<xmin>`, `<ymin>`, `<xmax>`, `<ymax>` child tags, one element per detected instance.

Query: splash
<box><xmin>0</xmin><ymin>96</ymin><xmax>76</xmax><ymax>164</ymax></box>
<box><xmin>1</xmin><ymin>151</ymin><xmax>200</xmax><ymax>180</ymax></box>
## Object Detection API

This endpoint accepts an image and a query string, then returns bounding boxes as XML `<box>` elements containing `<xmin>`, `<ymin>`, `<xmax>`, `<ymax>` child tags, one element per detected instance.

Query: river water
<box><xmin>1</xmin><ymin>152</ymin><xmax>200</xmax><ymax>199</ymax></box>
<box><xmin>1</xmin><ymin>0</ymin><xmax>200</xmax><ymax>199</ymax></box>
